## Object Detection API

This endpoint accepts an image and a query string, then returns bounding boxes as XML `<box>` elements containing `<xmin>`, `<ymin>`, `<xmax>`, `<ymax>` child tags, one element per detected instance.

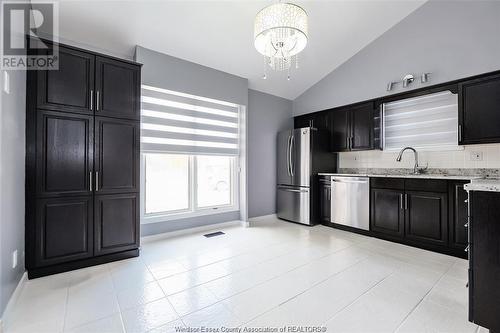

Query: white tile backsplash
<box><xmin>339</xmin><ymin>144</ymin><xmax>500</xmax><ymax>169</ymax></box>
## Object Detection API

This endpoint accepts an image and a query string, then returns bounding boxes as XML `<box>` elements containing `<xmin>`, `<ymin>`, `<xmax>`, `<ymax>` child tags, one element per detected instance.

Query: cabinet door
<box><xmin>95</xmin><ymin>117</ymin><xmax>139</xmax><ymax>194</ymax></box>
<box><xmin>350</xmin><ymin>103</ymin><xmax>373</xmax><ymax>151</ymax></box>
<box><xmin>330</xmin><ymin>108</ymin><xmax>349</xmax><ymax>152</ymax></box>
<box><xmin>95</xmin><ymin>57</ymin><xmax>141</xmax><ymax>120</ymax></box>
<box><xmin>449</xmin><ymin>181</ymin><xmax>468</xmax><ymax>251</ymax></box>
<box><xmin>370</xmin><ymin>188</ymin><xmax>404</xmax><ymax>238</ymax></box>
<box><xmin>36</xmin><ymin>111</ymin><xmax>93</xmax><ymax>197</ymax></box>
<box><xmin>37</xmin><ymin>45</ymin><xmax>94</xmax><ymax>114</ymax></box>
<box><xmin>35</xmin><ymin>196</ymin><xmax>93</xmax><ymax>266</ymax></box>
<box><xmin>319</xmin><ymin>183</ymin><xmax>331</xmax><ymax>223</ymax></box>
<box><xmin>470</xmin><ymin>191</ymin><xmax>500</xmax><ymax>331</ymax></box>
<box><xmin>294</xmin><ymin>114</ymin><xmax>313</xmax><ymax>129</ymax></box>
<box><xmin>459</xmin><ymin>74</ymin><xmax>500</xmax><ymax>144</ymax></box>
<box><xmin>94</xmin><ymin>193</ymin><xmax>139</xmax><ymax>255</ymax></box>
<box><xmin>405</xmin><ymin>191</ymin><xmax>448</xmax><ymax>246</ymax></box>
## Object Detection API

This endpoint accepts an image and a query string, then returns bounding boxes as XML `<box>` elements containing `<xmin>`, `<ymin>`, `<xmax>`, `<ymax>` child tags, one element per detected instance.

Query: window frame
<box><xmin>140</xmin><ymin>153</ymin><xmax>239</xmax><ymax>224</ymax></box>
<box><xmin>381</xmin><ymin>90</ymin><xmax>463</xmax><ymax>152</ymax></box>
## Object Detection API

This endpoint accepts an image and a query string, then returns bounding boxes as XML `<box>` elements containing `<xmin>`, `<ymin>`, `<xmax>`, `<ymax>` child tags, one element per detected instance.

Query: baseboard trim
<box><xmin>248</xmin><ymin>213</ymin><xmax>277</xmax><ymax>224</ymax></box>
<box><xmin>141</xmin><ymin>220</ymin><xmax>243</xmax><ymax>243</ymax></box>
<box><xmin>1</xmin><ymin>271</ymin><xmax>28</xmax><ymax>331</ymax></box>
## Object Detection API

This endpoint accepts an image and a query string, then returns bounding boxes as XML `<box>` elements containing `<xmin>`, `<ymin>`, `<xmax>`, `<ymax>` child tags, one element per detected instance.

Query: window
<box><xmin>140</xmin><ymin>85</ymin><xmax>241</xmax><ymax>222</ymax></box>
<box><xmin>383</xmin><ymin>91</ymin><xmax>459</xmax><ymax>151</ymax></box>
<box><xmin>144</xmin><ymin>154</ymin><xmax>189</xmax><ymax>214</ymax></box>
<box><xmin>143</xmin><ymin>154</ymin><xmax>236</xmax><ymax>218</ymax></box>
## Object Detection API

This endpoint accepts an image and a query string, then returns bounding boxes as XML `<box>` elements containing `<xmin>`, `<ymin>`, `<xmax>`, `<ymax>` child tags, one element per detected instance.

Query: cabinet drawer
<box><xmin>405</xmin><ymin>179</ymin><xmax>447</xmax><ymax>193</ymax></box>
<box><xmin>370</xmin><ymin>177</ymin><xmax>404</xmax><ymax>190</ymax></box>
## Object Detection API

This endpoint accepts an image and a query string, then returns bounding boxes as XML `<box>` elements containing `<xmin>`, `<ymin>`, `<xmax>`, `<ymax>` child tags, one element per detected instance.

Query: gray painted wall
<box><xmin>293</xmin><ymin>0</ymin><xmax>500</xmax><ymax>115</ymax></box>
<box><xmin>135</xmin><ymin>46</ymin><xmax>249</xmax><ymax>235</ymax></box>
<box><xmin>0</xmin><ymin>67</ymin><xmax>26</xmax><ymax>315</ymax></box>
<box><xmin>248</xmin><ymin>90</ymin><xmax>293</xmax><ymax>218</ymax></box>
<box><xmin>135</xmin><ymin>46</ymin><xmax>248</xmax><ymax>107</ymax></box>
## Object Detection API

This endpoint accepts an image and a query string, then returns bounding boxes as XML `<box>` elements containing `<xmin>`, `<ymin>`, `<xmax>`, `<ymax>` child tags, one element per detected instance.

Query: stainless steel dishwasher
<box><xmin>330</xmin><ymin>176</ymin><xmax>370</xmax><ymax>230</ymax></box>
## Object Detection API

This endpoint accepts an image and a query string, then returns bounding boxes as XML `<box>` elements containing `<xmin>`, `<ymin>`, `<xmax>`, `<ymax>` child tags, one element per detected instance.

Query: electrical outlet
<box><xmin>470</xmin><ymin>151</ymin><xmax>483</xmax><ymax>161</ymax></box>
<box><xmin>12</xmin><ymin>250</ymin><xmax>18</xmax><ymax>269</ymax></box>
<box><xmin>3</xmin><ymin>71</ymin><xmax>10</xmax><ymax>94</ymax></box>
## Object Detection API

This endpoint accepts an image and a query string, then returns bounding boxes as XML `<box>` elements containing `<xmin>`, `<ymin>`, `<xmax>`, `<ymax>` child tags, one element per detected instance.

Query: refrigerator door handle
<box><xmin>286</xmin><ymin>135</ymin><xmax>291</xmax><ymax>176</ymax></box>
<box><xmin>290</xmin><ymin>135</ymin><xmax>295</xmax><ymax>177</ymax></box>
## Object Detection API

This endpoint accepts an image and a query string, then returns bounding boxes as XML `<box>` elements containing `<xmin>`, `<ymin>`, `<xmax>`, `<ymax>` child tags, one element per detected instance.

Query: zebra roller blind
<box><xmin>141</xmin><ymin>85</ymin><xmax>240</xmax><ymax>155</ymax></box>
<box><xmin>383</xmin><ymin>90</ymin><xmax>458</xmax><ymax>151</ymax></box>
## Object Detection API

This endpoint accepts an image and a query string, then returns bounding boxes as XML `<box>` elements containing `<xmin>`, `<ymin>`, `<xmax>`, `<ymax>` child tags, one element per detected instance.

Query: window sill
<box><xmin>141</xmin><ymin>206</ymin><xmax>239</xmax><ymax>224</ymax></box>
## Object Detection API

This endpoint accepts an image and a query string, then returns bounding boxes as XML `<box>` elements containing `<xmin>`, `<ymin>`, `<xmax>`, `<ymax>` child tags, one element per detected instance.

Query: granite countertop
<box><xmin>318</xmin><ymin>168</ymin><xmax>500</xmax><ymax>181</ymax></box>
<box><xmin>464</xmin><ymin>179</ymin><xmax>500</xmax><ymax>192</ymax></box>
<box><xmin>318</xmin><ymin>172</ymin><xmax>479</xmax><ymax>180</ymax></box>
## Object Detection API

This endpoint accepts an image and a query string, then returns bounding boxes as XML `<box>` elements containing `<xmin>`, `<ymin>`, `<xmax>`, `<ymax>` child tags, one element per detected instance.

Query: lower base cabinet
<box><xmin>404</xmin><ymin>191</ymin><xmax>447</xmax><ymax>247</ymax></box>
<box><xmin>370</xmin><ymin>188</ymin><xmax>404</xmax><ymax>238</ymax></box>
<box><xmin>94</xmin><ymin>193</ymin><xmax>140</xmax><ymax>256</ymax></box>
<box><xmin>469</xmin><ymin>191</ymin><xmax>500</xmax><ymax>332</ymax></box>
<box><xmin>35</xmin><ymin>196</ymin><xmax>93</xmax><ymax>267</ymax></box>
<box><xmin>368</xmin><ymin>178</ymin><xmax>465</xmax><ymax>258</ymax></box>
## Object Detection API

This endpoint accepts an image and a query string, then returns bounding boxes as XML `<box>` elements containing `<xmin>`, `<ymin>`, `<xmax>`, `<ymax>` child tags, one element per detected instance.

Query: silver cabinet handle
<box><xmin>89</xmin><ymin>171</ymin><xmax>93</xmax><ymax>191</ymax></box>
<box><xmin>404</xmin><ymin>194</ymin><xmax>408</xmax><ymax>210</ymax></box>
<box><xmin>90</xmin><ymin>90</ymin><xmax>93</xmax><ymax>111</ymax></box>
<box><xmin>400</xmin><ymin>194</ymin><xmax>404</xmax><ymax>210</ymax></box>
<box><xmin>95</xmin><ymin>171</ymin><xmax>99</xmax><ymax>191</ymax></box>
<box><xmin>464</xmin><ymin>245</ymin><xmax>469</xmax><ymax>252</ymax></box>
<box><xmin>96</xmin><ymin>91</ymin><xmax>100</xmax><ymax>111</ymax></box>
<box><xmin>464</xmin><ymin>222</ymin><xmax>469</xmax><ymax>228</ymax></box>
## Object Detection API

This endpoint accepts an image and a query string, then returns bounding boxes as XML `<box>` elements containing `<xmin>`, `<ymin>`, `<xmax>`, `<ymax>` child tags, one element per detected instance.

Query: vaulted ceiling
<box><xmin>51</xmin><ymin>0</ymin><xmax>426</xmax><ymax>100</ymax></box>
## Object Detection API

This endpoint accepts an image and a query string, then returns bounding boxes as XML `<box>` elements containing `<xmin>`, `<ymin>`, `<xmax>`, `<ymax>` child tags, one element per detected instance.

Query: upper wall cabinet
<box><xmin>459</xmin><ymin>74</ymin><xmax>500</xmax><ymax>145</ymax></box>
<box><xmin>330</xmin><ymin>102</ymin><xmax>377</xmax><ymax>152</ymax></box>
<box><xmin>95</xmin><ymin>57</ymin><xmax>141</xmax><ymax>120</ymax></box>
<box><xmin>37</xmin><ymin>46</ymin><xmax>95</xmax><ymax>115</ymax></box>
<box><xmin>36</xmin><ymin>44</ymin><xmax>141</xmax><ymax>120</ymax></box>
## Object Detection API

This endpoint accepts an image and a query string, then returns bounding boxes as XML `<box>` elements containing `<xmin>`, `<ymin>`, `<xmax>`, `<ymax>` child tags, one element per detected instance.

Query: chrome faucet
<box><xmin>396</xmin><ymin>147</ymin><xmax>428</xmax><ymax>174</ymax></box>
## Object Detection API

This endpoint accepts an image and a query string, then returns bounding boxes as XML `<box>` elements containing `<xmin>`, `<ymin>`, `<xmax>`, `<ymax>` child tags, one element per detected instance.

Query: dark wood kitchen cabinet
<box><xmin>469</xmin><ymin>190</ymin><xmax>500</xmax><ymax>332</ymax></box>
<box><xmin>329</xmin><ymin>102</ymin><xmax>375</xmax><ymax>152</ymax></box>
<box><xmin>94</xmin><ymin>193</ymin><xmax>140</xmax><ymax>256</ymax></box>
<box><xmin>329</xmin><ymin>108</ymin><xmax>349</xmax><ymax>152</ymax></box>
<box><xmin>26</xmin><ymin>40</ymin><xmax>141</xmax><ymax>278</ymax></box>
<box><xmin>94</xmin><ymin>117</ymin><xmax>140</xmax><ymax>194</ymax></box>
<box><xmin>319</xmin><ymin>177</ymin><xmax>331</xmax><ymax>224</ymax></box>
<box><xmin>36</xmin><ymin>46</ymin><xmax>95</xmax><ymax>115</ymax></box>
<box><xmin>369</xmin><ymin>178</ymin><xmax>456</xmax><ymax>255</ymax></box>
<box><xmin>448</xmin><ymin>181</ymin><xmax>468</xmax><ymax>252</ymax></box>
<box><xmin>404</xmin><ymin>190</ymin><xmax>448</xmax><ymax>247</ymax></box>
<box><xmin>35</xmin><ymin>196</ymin><xmax>94</xmax><ymax>267</ymax></box>
<box><xmin>350</xmin><ymin>103</ymin><xmax>373</xmax><ymax>151</ymax></box>
<box><xmin>370</xmin><ymin>188</ymin><xmax>404</xmax><ymax>239</ymax></box>
<box><xmin>459</xmin><ymin>74</ymin><xmax>500</xmax><ymax>145</ymax></box>
<box><xmin>95</xmin><ymin>57</ymin><xmax>141</xmax><ymax>120</ymax></box>
<box><xmin>36</xmin><ymin>110</ymin><xmax>93</xmax><ymax>197</ymax></box>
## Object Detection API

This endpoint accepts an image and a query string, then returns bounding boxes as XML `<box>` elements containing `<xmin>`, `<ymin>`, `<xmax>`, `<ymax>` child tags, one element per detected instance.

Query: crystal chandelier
<box><xmin>254</xmin><ymin>2</ymin><xmax>308</xmax><ymax>80</ymax></box>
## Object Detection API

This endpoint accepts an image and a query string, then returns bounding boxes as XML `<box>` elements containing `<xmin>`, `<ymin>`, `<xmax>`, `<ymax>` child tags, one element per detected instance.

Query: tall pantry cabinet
<box><xmin>26</xmin><ymin>40</ymin><xmax>142</xmax><ymax>278</ymax></box>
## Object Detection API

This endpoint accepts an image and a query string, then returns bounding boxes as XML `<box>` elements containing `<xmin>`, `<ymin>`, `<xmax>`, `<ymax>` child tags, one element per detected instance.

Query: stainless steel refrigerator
<box><xmin>277</xmin><ymin>127</ymin><xmax>337</xmax><ymax>225</ymax></box>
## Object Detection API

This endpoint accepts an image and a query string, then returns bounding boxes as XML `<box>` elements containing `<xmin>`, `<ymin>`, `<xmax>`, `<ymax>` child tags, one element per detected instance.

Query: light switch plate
<box><xmin>12</xmin><ymin>250</ymin><xmax>17</xmax><ymax>269</ymax></box>
<box><xmin>3</xmin><ymin>71</ymin><xmax>10</xmax><ymax>94</ymax></box>
<box><xmin>470</xmin><ymin>151</ymin><xmax>483</xmax><ymax>161</ymax></box>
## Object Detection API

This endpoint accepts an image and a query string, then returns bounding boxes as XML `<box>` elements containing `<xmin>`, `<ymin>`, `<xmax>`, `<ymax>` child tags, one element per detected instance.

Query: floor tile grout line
<box><xmin>319</xmin><ymin>265</ymin><xmax>402</xmax><ymax>326</ymax></box>
<box><xmin>239</xmin><ymin>254</ymin><xmax>373</xmax><ymax>326</ymax></box>
<box><xmin>391</xmin><ymin>261</ymin><xmax>456</xmax><ymax>333</ymax></box>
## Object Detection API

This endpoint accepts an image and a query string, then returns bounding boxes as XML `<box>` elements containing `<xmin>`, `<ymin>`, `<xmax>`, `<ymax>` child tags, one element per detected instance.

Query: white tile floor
<box><xmin>4</xmin><ymin>217</ymin><xmax>481</xmax><ymax>333</ymax></box>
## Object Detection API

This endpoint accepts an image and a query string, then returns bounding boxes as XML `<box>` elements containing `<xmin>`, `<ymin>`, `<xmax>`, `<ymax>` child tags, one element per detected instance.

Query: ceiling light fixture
<box><xmin>254</xmin><ymin>1</ymin><xmax>308</xmax><ymax>80</ymax></box>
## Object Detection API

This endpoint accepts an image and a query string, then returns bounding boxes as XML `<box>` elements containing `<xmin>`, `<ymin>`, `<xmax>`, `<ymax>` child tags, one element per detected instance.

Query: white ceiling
<box><xmin>51</xmin><ymin>0</ymin><xmax>426</xmax><ymax>100</ymax></box>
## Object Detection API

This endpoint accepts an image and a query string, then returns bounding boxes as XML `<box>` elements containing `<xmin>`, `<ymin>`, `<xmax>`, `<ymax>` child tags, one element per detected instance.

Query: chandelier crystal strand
<box><xmin>254</xmin><ymin>2</ymin><xmax>308</xmax><ymax>77</ymax></box>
